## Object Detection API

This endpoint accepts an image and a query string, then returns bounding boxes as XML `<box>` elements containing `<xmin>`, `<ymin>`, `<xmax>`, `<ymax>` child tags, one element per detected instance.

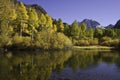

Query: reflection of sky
<box><xmin>50</xmin><ymin>62</ymin><xmax>120</xmax><ymax>80</ymax></box>
<box><xmin>18</xmin><ymin>0</ymin><xmax>120</xmax><ymax>26</ymax></box>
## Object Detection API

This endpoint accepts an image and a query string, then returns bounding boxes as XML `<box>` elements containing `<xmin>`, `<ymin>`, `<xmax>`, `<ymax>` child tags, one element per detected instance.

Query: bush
<box><xmin>72</xmin><ymin>39</ymin><xmax>77</xmax><ymax>45</ymax></box>
<box><xmin>63</xmin><ymin>35</ymin><xmax>72</xmax><ymax>47</ymax></box>
<box><xmin>50</xmin><ymin>33</ymin><xmax>72</xmax><ymax>49</ymax></box>
<box><xmin>21</xmin><ymin>37</ymin><xmax>31</xmax><ymax>47</ymax></box>
<box><xmin>76</xmin><ymin>39</ymin><xmax>89</xmax><ymax>46</ymax></box>
<box><xmin>0</xmin><ymin>35</ymin><xmax>10</xmax><ymax>47</ymax></box>
<box><xmin>110</xmin><ymin>39</ymin><xmax>119</xmax><ymax>46</ymax></box>
<box><xmin>34</xmin><ymin>31</ymin><xmax>72</xmax><ymax>50</ymax></box>
<box><xmin>12</xmin><ymin>35</ymin><xmax>23</xmax><ymax>45</ymax></box>
<box><xmin>50</xmin><ymin>34</ymin><xmax>58</xmax><ymax>49</ymax></box>
<box><xmin>101</xmin><ymin>41</ymin><xmax>111</xmax><ymax>46</ymax></box>
<box><xmin>89</xmin><ymin>38</ymin><xmax>99</xmax><ymax>45</ymax></box>
<box><xmin>34</xmin><ymin>31</ymin><xmax>51</xmax><ymax>49</ymax></box>
<box><xmin>101</xmin><ymin>36</ymin><xmax>112</xmax><ymax>42</ymax></box>
<box><xmin>56</xmin><ymin>33</ymin><xmax>72</xmax><ymax>49</ymax></box>
<box><xmin>12</xmin><ymin>35</ymin><xmax>31</xmax><ymax>48</ymax></box>
<box><xmin>100</xmin><ymin>37</ymin><xmax>112</xmax><ymax>46</ymax></box>
<box><xmin>100</xmin><ymin>37</ymin><xmax>119</xmax><ymax>46</ymax></box>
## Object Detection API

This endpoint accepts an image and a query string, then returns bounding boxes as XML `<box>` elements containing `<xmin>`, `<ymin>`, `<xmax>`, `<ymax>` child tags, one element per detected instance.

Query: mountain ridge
<box><xmin>79</xmin><ymin>19</ymin><xmax>103</xmax><ymax>29</ymax></box>
<box><xmin>12</xmin><ymin>0</ymin><xmax>47</xmax><ymax>15</ymax></box>
<box><xmin>15</xmin><ymin>0</ymin><xmax>120</xmax><ymax>29</ymax></box>
<box><xmin>28</xmin><ymin>4</ymin><xmax>47</xmax><ymax>14</ymax></box>
<box><xmin>114</xmin><ymin>19</ymin><xmax>120</xmax><ymax>29</ymax></box>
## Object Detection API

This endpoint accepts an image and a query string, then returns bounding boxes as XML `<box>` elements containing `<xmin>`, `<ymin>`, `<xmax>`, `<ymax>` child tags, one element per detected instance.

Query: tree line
<box><xmin>63</xmin><ymin>20</ymin><xmax>120</xmax><ymax>47</ymax></box>
<box><xmin>0</xmin><ymin>0</ymin><xmax>72</xmax><ymax>50</ymax></box>
<box><xmin>0</xmin><ymin>0</ymin><xmax>119</xmax><ymax>50</ymax></box>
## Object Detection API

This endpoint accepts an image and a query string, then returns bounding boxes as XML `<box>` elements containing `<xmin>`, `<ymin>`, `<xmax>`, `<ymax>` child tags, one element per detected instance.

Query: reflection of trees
<box><xmin>65</xmin><ymin>50</ymin><xmax>120</xmax><ymax>72</ymax></box>
<box><xmin>0</xmin><ymin>51</ymin><xmax>72</xmax><ymax>80</ymax></box>
<box><xmin>116</xmin><ymin>57</ymin><xmax>120</xmax><ymax>67</ymax></box>
<box><xmin>65</xmin><ymin>51</ymin><xmax>97</xmax><ymax>72</ymax></box>
<box><xmin>0</xmin><ymin>50</ymin><xmax>120</xmax><ymax>80</ymax></box>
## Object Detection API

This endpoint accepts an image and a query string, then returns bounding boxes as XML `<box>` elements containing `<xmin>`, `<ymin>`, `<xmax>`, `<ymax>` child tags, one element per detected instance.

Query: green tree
<box><xmin>28</xmin><ymin>8</ymin><xmax>38</xmax><ymax>40</ymax></box>
<box><xmin>103</xmin><ymin>28</ymin><xmax>116</xmax><ymax>38</ymax></box>
<box><xmin>0</xmin><ymin>35</ymin><xmax>10</xmax><ymax>47</ymax></box>
<box><xmin>45</xmin><ymin>14</ymin><xmax>53</xmax><ymax>29</ymax></box>
<box><xmin>70</xmin><ymin>20</ymin><xmax>80</xmax><ymax>39</ymax></box>
<box><xmin>0</xmin><ymin>0</ymin><xmax>16</xmax><ymax>21</ymax></box>
<box><xmin>114</xmin><ymin>29</ymin><xmax>120</xmax><ymax>39</ymax></box>
<box><xmin>0</xmin><ymin>0</ymin><xmax>17</xmax><ymax>35</ymax></box>
<box><xmin>0</xmin><ymin>0</ymin><xmax>17</xmax><ymax>48</ymax></box>
<box><xmin>94</xmin><ymin>28</ymin><xmax>103</xmax><ymax>39</ymax></box>
<box><xmin>79</xmin><ymin>22</ymin><xmax>87</xmax><ymax>39</ymax></box>
<box><xmin>52</xmin><ymin>24</ymin><xmax>57</xmax><ymax>33</ymax></box>
<box><xmin>86</xmin><ymin>26</ymin><xmax>94</xmax><ymax>39</ymax></box>
<box><xmin>80</xmin><ymin>22</ymin><xmax>87</xmax><ymax>32</ymax></box>
<box><xmin>63</xmin><ymin>23</ymin><xmax>70</xmax><ymax>36</ymax></box>
<box><xmin>38</xmin><ymin>13</ymin><xmax>46</xmax><ymax>30</ymax></box>
<box><xmin>16</xmin><ymin>2</ymin><xmax>29</xmax><ymax>37</ymax></box>
<box><xmin>57</xmin><ymin>18</ymin><xmax>64</xmax><ymax>32</ymax></box>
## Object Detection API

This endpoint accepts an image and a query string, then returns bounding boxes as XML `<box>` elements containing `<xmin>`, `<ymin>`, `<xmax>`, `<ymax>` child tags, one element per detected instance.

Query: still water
<box><xmin>0</xmin><ymin>50</ymin><xmax>120</xmax><ymax>80</ymax></box>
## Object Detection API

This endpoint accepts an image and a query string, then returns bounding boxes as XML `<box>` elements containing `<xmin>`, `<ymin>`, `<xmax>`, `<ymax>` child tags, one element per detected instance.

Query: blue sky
<box><xmin>18</xmin><ymin>0</ymin><xmax>120</xmax><ymax>26</ymax></box>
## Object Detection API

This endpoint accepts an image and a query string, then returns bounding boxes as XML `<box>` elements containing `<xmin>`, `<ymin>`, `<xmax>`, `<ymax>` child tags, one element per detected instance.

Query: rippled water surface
<box><xmin>0</xmin><ymin>50</ymin><xmax>120</xmax><ymax>80</ymax></box>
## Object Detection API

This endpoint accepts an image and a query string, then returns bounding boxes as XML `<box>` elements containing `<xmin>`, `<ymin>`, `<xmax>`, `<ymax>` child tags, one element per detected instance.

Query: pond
<box><xmin>0</xmin><ymin>50</ymin><xmax>120</xmax><ymax>80</ymax></box>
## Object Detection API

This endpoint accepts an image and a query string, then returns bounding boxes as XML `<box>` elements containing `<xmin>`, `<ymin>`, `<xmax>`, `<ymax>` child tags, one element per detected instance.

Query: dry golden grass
<box><xmin>73</xmin><ymin>46</ymin><xmax>115</xmax><ymax>50</ymax></box>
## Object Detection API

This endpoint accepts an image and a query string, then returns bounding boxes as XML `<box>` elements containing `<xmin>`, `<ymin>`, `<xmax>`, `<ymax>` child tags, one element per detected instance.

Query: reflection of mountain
<box><xmin>0</xmin><ymin>51</ymin><xmax>120</xmax><ymax>80</ymax></box>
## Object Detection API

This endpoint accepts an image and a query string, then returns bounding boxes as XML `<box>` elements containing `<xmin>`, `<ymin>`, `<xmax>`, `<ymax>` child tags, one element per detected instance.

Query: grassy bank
<box><xmin>73</xmin><ymin>46</ymin><xmax>115</xmax><ymax>50</ymax></box>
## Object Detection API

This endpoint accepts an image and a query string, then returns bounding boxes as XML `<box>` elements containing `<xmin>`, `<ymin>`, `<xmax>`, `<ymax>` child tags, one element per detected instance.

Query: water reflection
<box><xmin>50</xmin><ymin>50</ymin><xmax>120</xmax><ymax>80</ymax></box>
<box><xmin>0</xmin><ymin>50</ymin><xmax>120</xmax><ymax>80</ymax></box>
<box><xmin>0</xmin><ymin>51</ymin><xmax>72</xmax><ymax>80</ymax></box>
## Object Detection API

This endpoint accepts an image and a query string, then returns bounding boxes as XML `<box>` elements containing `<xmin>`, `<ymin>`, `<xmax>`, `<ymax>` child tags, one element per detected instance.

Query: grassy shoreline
<box><xmin>73</xmin><ymin>46</ymin><xmax>116</xmax><ymax>50</ymax></box>
<box><xmin>0</xmin><ymin>45</ymin><xmax>117</xmax><ymax>52</ymax></box>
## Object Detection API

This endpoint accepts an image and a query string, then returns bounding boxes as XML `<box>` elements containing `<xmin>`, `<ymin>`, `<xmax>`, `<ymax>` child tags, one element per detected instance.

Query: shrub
<box><xmin>56</xmin><ymin>33</ymin><xmax>72</xmax><ymax>49</ymax></box>
<box><xmin>101</xmin><ymin>41</ymin><xmax>111</xmax><ymax>46</ymax></box>
<box><xmin>34</xmin><ymin>30</ymin><xmax>51</xmax><ymax>49</ymax></box>
<box><xmin>49</xmin><ymin>34</ymin><xmax>57</xmax><ymax>49</ymax></box>
<box><xmin>63</xmin><ymin>35</ymin><xmax>72</xmax><ymax>47</ymax></box>
<box><xmin>100</xmin><ymin>37</ymin><xmax>112</xmax><ymax>46</ymax></box>
<box><xmin>72</xmin><ymin>39</ymin><xmax>77</xmax><ymax>45</ymax></box>
<box><xmin>21</xmin><ymin>37</ymin><xmax>31</xmax><ymax>47</ymax></box>
<box><xmin>12</xmin><ymin>35</ymin><xmax>23</xmax><ymax>45</ymax></box>
<box><xmin>89</xmin><ymin>38</ymin><xmax>99</xmax><ymax>45</ymax></box>
<box><xmin>76</xmin><ymin>39</ymin><xmax>89</xmax><ymax>46</ymax></box>
<box><xmin>110</xmin><ymin>39</ymin><xmax>119</xmax><ymax>46</ymax></box>
<box><xmin>0</xmin><ymin>35</ymin><xmax>9</xmax><ymax>47</ymax></box>
<box><xmin>101</xmin><ymin>36</ymin><xmax>112</xmax><ymax>42</ymax></box>
<box><xmin>34</xmin><ymin>31</ymin><xmax>72</xmax><ymax>50</ymax></box>
<box><xmin>100</xmin><ymin>37</ymin><xmax>119</xmax><ymax>46</ymax></box>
